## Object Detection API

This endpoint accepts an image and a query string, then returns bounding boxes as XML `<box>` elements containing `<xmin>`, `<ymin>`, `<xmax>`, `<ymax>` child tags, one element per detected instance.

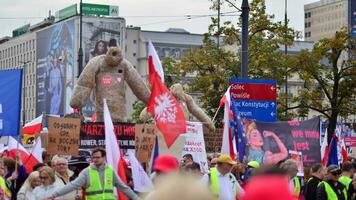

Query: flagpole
<box><xmin>211</xmin><ymin>105</ymin><xmax>222</xmax><ymax>123</ymax></box>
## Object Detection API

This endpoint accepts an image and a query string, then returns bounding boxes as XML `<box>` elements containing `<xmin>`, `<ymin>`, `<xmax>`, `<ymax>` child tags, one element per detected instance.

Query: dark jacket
<box><xmin>5</xmin><ymin>165</ymin><xmax>28</xmax><ymax>200</ymax></box>
<box><xmin>316</xmin><ymin>179</ymin><xmax>348</xmax><ymax>200</ymax></box>
<box><xmin>304</xmin><ymin>176</ymin><xmax>322</xmax><ymax>200</ymax></box>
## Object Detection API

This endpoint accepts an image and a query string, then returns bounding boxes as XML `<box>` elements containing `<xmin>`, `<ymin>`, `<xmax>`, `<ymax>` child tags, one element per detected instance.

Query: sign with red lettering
<box><xmin>80</xmin><ymin>122</ymin><xmax>135</xmax><ymax>150</ymax></box>
<box><xmin>243</xmin><ymin>117</ymin><xmax>320</xmax><ymax>166</ymax></box>
<box><xmin>101</xmin><ymin>75</ymin><xmax>112</xmax><ymax>87</ymax></box>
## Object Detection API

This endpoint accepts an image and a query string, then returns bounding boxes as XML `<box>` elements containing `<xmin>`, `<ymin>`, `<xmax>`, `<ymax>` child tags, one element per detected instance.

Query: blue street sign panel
<box><xmin>0</xmin><ymin>69</ymin><xmax>23</xmax><ymax>136</ymax></box>
<box><xmin>229</xmin><ymin>78</ymin><xmax>277</xmax><ymax>122</ymax></box>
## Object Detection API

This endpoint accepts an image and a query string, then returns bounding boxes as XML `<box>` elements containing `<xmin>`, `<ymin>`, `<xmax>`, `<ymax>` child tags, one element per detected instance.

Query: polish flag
<box><xmin>148</xmin><ymin>41</ymin><xmax>164</xmax><ymax>83</ymax></box>
<box><xmin>103</xmin><ymin>99</ymin><xmax>128</xmax><ymax>200</ymax></box>
<box><xmin>336</xmin><ymin>127</ymin><xmax>348</xmax><ymax>162</ymax></box>
<box><xmin>22</xmin><ymin>115</ymin><xmax>43</xmax><ymax>135</ymax></box>
<box><xmin>220</xmin><ymin>86</ymin><xmax>235</xmax><ymax>159</ymax></box>
<box><xmin>27</xmin><ymin>137</ymin><xmax>43</xmax><ymax>163</ymax></box>
<box><xmin>6</xmin><ymin>136</ymin><xmax>39</xmax><ymax>173</ymax></box>
<box><xmin>320</xmin><ymin>131</ymin><xmax>328</xmax><ymax>167</ymax></box>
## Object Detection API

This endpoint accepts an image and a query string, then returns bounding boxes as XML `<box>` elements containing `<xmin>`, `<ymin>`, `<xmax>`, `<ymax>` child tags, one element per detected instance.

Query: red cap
<box><xmin>153</xmin><ymin>154</ymin><xmax>179</xmax><ymax>173</ymax></box>
<box><xmin>240</xmin><ymin>175</ymin><xmax>297</xmax><ymax>200</ymax></box>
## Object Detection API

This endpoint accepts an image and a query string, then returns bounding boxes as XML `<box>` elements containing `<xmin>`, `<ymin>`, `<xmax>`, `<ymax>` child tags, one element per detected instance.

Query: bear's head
<box><xmin>105</xmin><ymin>47</ymin><xmax>123</xmax><ymax>67</ymax></box>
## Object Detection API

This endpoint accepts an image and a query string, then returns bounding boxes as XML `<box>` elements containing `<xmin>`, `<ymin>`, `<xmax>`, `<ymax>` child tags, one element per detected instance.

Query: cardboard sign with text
<box><xmin>135</xmin><ymin>124</ymin><xmax>157</xmax><ymax>163</ymax></box>
<box><xmin>48</xmin><ymin>117</ymin><xmax>81</xmax><ymax>156</ymax></box>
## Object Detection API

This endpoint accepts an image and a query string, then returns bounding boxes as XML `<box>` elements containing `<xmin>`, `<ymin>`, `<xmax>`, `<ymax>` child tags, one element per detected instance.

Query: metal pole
<box><xmin>284</xmin><ymin>0</ymin><xmax>288</xmax><ymax>117</ymax></box>
<box><xmin>78</xmin><ymin>0</ymin><xmax>83</xmax><ymax>77</ymax></box>
<box><xmin>217</xmin><ymin>0</ymin><xmax>221</xmax><ymax>48</ymax></box>
<box><xmin>241</xmin><ymin>0</ymin><xmax>249</xmax><ymax>78</ymax></box>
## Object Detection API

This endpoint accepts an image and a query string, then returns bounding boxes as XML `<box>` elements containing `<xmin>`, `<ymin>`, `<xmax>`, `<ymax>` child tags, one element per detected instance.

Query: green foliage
<box><xmin>130</xmin><ymin>101</ymin><xmax>147</xmax><ymax>123</ymax></box>
<box><xmin>291</xmin><ymin>28</ymin><xmax>356</xmax><ymax>142</ymax></box>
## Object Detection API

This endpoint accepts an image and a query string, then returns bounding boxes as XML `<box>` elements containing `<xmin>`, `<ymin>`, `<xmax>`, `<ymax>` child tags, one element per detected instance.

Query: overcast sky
<box><xmin>0</xmin><ymin>0</ymin><xmax>317</xmax><ymax>38</ymax></box>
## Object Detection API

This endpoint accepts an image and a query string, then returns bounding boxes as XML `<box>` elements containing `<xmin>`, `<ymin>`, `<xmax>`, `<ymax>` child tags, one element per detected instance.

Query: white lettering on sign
<box><xmin>231</xmin><ymin>93</ymin><xmax>250</xmax><ymax>99</ymax></box>
<box><xmin>0</xmin><ymin>119</ymin><xmax>3</xmax><ymax>130</ymax></box>
<box><xmin>0</xmin><ymin>103</ymin><xmax>2</xmax><ymax>113</ymax></box>
<box><xmin>231</xmin><ymin>84</ymin><xmax>245</xmax><ymax>90</ymax></box>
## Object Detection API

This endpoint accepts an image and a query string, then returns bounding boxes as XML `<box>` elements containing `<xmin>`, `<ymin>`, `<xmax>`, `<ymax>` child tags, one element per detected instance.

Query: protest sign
<box><xmin>80</xmin><ymin>122</ymin><xmax>135</xmax><ymax>150</ymax></box>
<box><xmin>135</xmin><ymin>124</ymin><xmax>157</xmax><ymax>163</ymax></box>
<box><xmin>48</xmin><ymin>117</ymin><xmax>81</xmax><ymax>156</ymax></box>
<box><xmin>289</xmin><ymin>150</ymin><xmax>304</xmax><ymax>176</ymax></box>
<box><xmin>182</xmin><ymin>122</ymin><xmax>209</xmax><ymax>173</ymax></box>
<box><xmin>244</xmin><ymin>117</ymin><xmax>320</xmax><ymax>166</ymax></box>
<box><xmin>204</xmin><ymin>128</ymin><xmax>222</xmax><ymax>153</ymax></box>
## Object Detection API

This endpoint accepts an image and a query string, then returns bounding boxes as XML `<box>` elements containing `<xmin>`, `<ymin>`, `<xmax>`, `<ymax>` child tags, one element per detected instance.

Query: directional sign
<box><xmin>229</xmin><ymin>78</ymin><xmax>276</xmax><ymax>122</ymax></box>
<box><xmin>82</xmin><ymin>3</ymin><xmax>119</xmax><ymax>16</ymax></box>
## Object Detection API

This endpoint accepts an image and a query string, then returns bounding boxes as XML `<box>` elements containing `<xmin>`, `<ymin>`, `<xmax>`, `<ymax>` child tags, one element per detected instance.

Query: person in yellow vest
<box><xmin>280</xmin><ymin>159</ymin><xmax>301</xmax><ymax>198</ymax></box>
<box><xmin>304</xmin><ymin>163</ymin><xmax>326</xmax><ymax>200</ymax></box>
<box><xmin>316</xmin><ymin>165</ymin><xmax>348</xmax><ymax>200</ymax></box>
<box><xmin>0</xmin><ymin>175</ymin><xmax>11</xmax><ymax>200</ymax></box>
<box><xmin>339</xmin><ymin>162</ymin><xmax>354</xmax><ymax>197</ymax></box>
<box><xmin>202</xmin><ymin>154</ymin><xmax>244</xmax><ymax>200</ymax></box>
<box><xmin>49</xmin><ymin>147</ymin><xmax>140</xmax><ymax>200</ymax></box>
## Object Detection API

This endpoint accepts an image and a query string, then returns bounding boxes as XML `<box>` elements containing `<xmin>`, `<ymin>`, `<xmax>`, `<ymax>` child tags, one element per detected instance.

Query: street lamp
<box><xmin>224</xmin><ymin>0</ymin><xmax>250</xmax><ymax>78</ymax></box>
<box><xmin>19</xmin><ymin>60</ymin><xmax>31</xmax><ymax>125</ymax></box>
<box><xmin>78</xmin><ymin>0</ymin><xmax>83</xmax><ymax>78</ymax></box>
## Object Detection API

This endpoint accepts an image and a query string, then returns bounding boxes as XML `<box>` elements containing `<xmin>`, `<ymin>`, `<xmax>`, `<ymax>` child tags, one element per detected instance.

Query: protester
<box><xmin>242</xmin><ymin>160</ymin><xmax>260</xmax><ymax>182</ymax></box>
<box><xmin>202</xmin><ymin>154</ymin><xmax>244</xmax><ymax>200</ymax></box>
<box><xmin>17</xmin><ymin>171</ymin><xmax>41</xmax><ymax>200</ymax></box>
<box><xmin>49</xmin><ymin>147</ymin><xmax>139</xmax><ymax>200</ymax></box>
<box><xmin>151</xmin><ymin>154</ymin><xmax>180</xmax><ymax>183</ymax></box>
<box><xmin>304</xmin><ymin>163</ymin><xmax>325</xmax><ymax>200</ymax></box>
<box><xmin>33</xmin><ymin>166</ymin><xmax>61</xmax><ymax>200</ymax></box>
<box><xmin>0</xmin><ymin>161</ymin><xmax>11</xmax><ymax>199</ymax></box>
<box><xmin>184</xmin><ymin>162</ymin><xmax>202</xmax><ymax>177</ymax></box>
<box><xmin>181</xmin><ymin>154</ymin><xmax>194</xmax><ymax>167</ymax></box>
<box><xmin>339</xmin><ymin>162</ymin><xmax>355</xmax><ymax>197</ymax></box>
<box><xmin>280</xmin><ymin>159</ymin><xmax>301</xmax><ymax>198</ymax></box>
<box><xmin>53</xmin><ymin>157</ymin><xmax>81</xmax><ymax>200</ymax></box>
<box><xmin>210</xmin><ymin>158</ymin><xmax>218</xmax><ymax>169</ymax></box>
<box><xmin>3</xmin><ymin>156</ymin><xmax>28</xmax><ymax>200</ymax></box>
<box><xmin>33</xmin><ymin>163</ymin><xmax>47</xmax><ymax>171</ymax></box>
<box><xmin>316</xmin><ymin>165</ymin><xmax>348</xmax><ymax>200</ymax></box>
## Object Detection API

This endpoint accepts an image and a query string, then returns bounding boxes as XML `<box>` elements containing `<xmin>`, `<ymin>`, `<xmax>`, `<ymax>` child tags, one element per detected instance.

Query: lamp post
<box><xmin>224</xmin><ymin>0</ymin><xmax>249</xmax><ymax>78</ymax></box>
<box><xmin>284</xmin><ymin>0</ymin><xmax>288</xmax><ymax>118</ymax></box>
<box><xmin>20</xmin><ymin>61</ymin><xmax>31</xmax><ymax>126</ymax></box>
<box><xmin>241</xmin><ymin>0</ymin><xmax>249</xmax><ymax>78</ymax></box>
<box><xmin>78</xmin><ymin>0</ymin><xmax>83</xmax><ymax>77</ymax></box>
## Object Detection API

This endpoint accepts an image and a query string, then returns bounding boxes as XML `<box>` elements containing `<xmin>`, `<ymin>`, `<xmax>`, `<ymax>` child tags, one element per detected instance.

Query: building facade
<box><xmin>304</xmin><ymin>0</ymin><xmax>349</xmax><ymax>41</ymax></box>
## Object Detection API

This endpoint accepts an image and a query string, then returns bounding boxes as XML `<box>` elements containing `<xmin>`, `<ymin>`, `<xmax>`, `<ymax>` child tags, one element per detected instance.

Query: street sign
<box><xmin>82</xmin><ymin>3</ymin><xmax>119</xmax><ymax>16</ymax></box>
<box><xmin>56</xmin><ymin>4</ymin><xmax>77</xmax><ymax>21</ymax></box>
<box><xmin>229</xmin><ymin>78</ymin><xmax>277</xmax><ymax>122</ymax></box>
<box><xmin>12</xmin><ymin>24</ymin><xmax>30</xmax><ymax>38</ymax></box>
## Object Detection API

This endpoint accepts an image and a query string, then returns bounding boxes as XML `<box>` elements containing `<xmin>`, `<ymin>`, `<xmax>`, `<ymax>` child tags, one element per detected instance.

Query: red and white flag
<box><xmin>6</xmin><ymin>136</ymin><xmax>39</xmax><ymax>173</ymax></box>
<box><xmin>28</xmin><ymin>137</ymin><xmax>43</xmax><ymax>163</ymax></box>
<box><xmin>147</xmin><ymin>68</ymin><xmax>186</xmax><ymax>148</ymax></box>
<box><xmin>103</xmin><ymin>99</ymin><xmax>128</xmax><ymax>200</ymax></box>
<box><xmin>220</xmin><ymin>86</ymin><xmax>235</xmax><ymax>159</ymax></box>
<box><xmin>148</xmin><ymin>41</ymin><xmax>164</xmax><ymax>83</ymax></box>
<box><xmin>22</xmin><ymin>114</ymin><xmax>43</xmax><ymax>135</ymax></box>
<box><xmin>320</xmin><ymin>131</ymin><xmax>328</xmax><ymax>167</ymax></box>
<box><xmin>127</xmin><ymin>151</ymin><xmax>153</xmax><ymax>193</ymax></box>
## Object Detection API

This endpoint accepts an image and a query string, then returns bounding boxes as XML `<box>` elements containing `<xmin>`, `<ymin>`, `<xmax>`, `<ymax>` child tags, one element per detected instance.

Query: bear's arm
<box><xmin>70</xmin><ymin>57</ymin><xmax>100</xmax><ymax>109</ymax></box>
<box><xmin>185</xmin><ymin>94</ymin><xmax>216</xmax><ymax>131</ymax></box>
<box><xmin>122</xmin><ymin>59</ymin><xmax>150</xmax><ymax>103</ymax></box>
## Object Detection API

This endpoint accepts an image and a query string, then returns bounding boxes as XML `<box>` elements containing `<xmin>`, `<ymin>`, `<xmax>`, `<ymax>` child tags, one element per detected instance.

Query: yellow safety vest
<box><xmin>339</xmin><ymin>176</ymin><xmax>352</xmax><ymax>190</ymax></box>
<box><xmin>318</xmin><ymin>181</ymin><xmax>348</xmax><ymax>200</ymax></box>
<box><xmin>85</xmin><ymin>166</ymin><xmax>115</xmax><ymax>200</ymax></box>
<box><xmin>293</xmin><ymin>176</ymin><xmax>301</xmax><ymax>197</ymax></box>
<box><xmin>0</xmin><ymin>176</ymin><xmax>11</xmax><ymax>200</ymax></box>
<box><xmin>210</xmin><ymin>167</ymin><xmax>237</xmax><ymax>199</ymax></box>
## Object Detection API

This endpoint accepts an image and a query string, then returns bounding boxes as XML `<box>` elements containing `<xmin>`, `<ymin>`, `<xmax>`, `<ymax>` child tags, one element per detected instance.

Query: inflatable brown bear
<box><xmin>70</xmin><ymin>47</ymin><xmax>150</xmax><ymax>122</ymax></box>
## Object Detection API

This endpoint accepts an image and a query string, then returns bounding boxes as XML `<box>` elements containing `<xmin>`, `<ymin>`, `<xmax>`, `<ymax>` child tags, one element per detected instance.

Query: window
<box><xmin>133</xmin><ymin>40</ymin><xmax>137</xmax><ymax>44</ymax></box>
<box><xmin>305</xmin><ymin>32</ymin><xmax>311</xmax><ymax>38</ymax></box>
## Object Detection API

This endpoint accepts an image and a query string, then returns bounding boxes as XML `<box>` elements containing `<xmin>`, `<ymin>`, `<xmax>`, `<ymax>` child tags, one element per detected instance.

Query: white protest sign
<box><xmin>182</xmin><ymin>122</ymin><xmax>209</xmax><ymax>174</ymax></box>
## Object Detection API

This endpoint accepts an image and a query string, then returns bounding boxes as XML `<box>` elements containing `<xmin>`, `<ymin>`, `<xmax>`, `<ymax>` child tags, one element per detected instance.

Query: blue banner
<box><xmin>0</xmin><ymin>69</ymin><xmax>23</xmax><ymax>136</ymax></box>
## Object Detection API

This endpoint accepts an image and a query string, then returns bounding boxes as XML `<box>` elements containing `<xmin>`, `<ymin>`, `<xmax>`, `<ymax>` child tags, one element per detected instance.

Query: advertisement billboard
<box><xmin>36</xmin><ymin>19</ymin><xmax>75</xmax><ymax>116</ymax></box>
<box><xmin>80</xmin><ymin>17</ymin><xmax>125</xmax><ymax>118</ymax></box>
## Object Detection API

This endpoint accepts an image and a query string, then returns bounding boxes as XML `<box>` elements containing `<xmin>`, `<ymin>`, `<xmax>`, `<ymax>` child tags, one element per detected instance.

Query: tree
<box><xmin>290</xmin><ymin>29</ymin><xmax>356</xmax><ymax>143</ymax></box>
<box><xmin>176</xmin><ymin>0</ymin><xmax>299</xmax><ymax>123</ymax></box>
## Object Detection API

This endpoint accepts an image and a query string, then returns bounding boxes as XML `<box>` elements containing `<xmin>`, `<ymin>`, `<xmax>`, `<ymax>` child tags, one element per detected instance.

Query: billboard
<box><xmin>80</xmin><ymin>17</ymin><xmax>125</xmax><ymax>118</ymax></box>
<box><xmin>36</xmin><ymin>19</ymin><xmax>75</xmax><ymax>116</ymax></box>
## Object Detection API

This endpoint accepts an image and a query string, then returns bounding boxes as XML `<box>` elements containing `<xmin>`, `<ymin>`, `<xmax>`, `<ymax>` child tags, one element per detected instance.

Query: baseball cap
<box><xmin>327</xmin><ymin>165</ymin><xmax>339</xmax><ymax>173</ymax></box>
<box><xmin>217</xmin><ymin>154</ymin><xmax>237</xmax><ymax>165</ymax></box>
<box><xmin>153</xmin><ymin>154</ymin><xmax>179</xmax><ymax>173</ymax></box>
<box><xmin>247</xmin><ymin>161</ymin><xmax>260</xmax><ymax>169</ymax></box>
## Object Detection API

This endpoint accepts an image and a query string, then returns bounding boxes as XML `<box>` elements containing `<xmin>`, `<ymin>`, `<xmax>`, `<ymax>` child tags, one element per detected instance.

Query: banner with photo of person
<box><xmin>243</xmin><ymin>117</ymin><xmax>320</xmax><ymax>166</ymax></box>
<box><xmin>80</xmin><ymin>17</ymin><xmax>125</xmax><ymax>118</ymax></box>
<box><xmin>36</xmin><ymin>18</ymin><xmax>75</xmax><ymax>116</ymax></box>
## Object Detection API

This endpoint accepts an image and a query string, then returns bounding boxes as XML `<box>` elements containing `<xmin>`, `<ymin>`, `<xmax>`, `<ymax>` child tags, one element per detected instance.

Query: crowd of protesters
<box><xmin>0</xmin><ymin>148</ymin><xmax>355</xmax><ymax>200</ymax></box>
